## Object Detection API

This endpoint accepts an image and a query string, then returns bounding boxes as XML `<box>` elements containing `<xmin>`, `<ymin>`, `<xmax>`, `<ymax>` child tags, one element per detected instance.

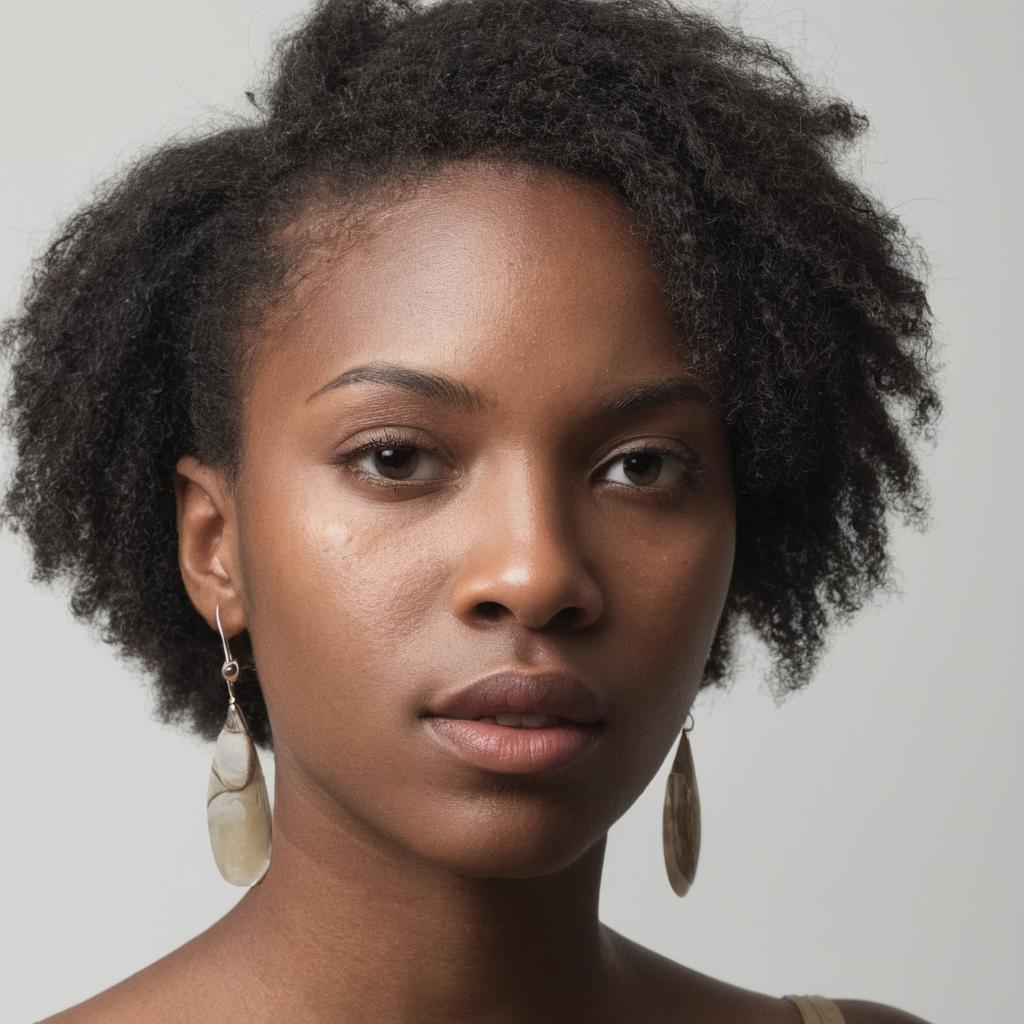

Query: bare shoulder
<box><xmin>603</xmin><ymin>925</ymin><xmax>934</xmax><ymax>1024</ymax></box>
<box><xmin>35</xmin><ymin>983</ymin><xmax>154</xmax><ymax>1024</ymax></box>
<box><xmin>34</xmin><ymin>964</ymin><xmax>185</xmax><ymax>1024</ymax></box>
<box><xmin>604</xmin><ymin>925</ymin><xmax>812</xmax><ymax>1023</ymax></box>
<box><xmin>833</xmin><ymin>998</ymin><xmax>935</xmax><ymax>1024</ymax></box>
<box><xmin>36</xmin><ymin>997</ymin><xmax>122</xmax><ymax>1024</ymax></box>
<box><xmin>33</xmin><ymin>925</ymin><xmax>227</xmax><ymax>1024</ymax></box>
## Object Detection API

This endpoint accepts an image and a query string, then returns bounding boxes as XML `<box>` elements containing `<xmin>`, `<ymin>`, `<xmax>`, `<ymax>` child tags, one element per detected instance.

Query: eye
<box><xmin>333</xmin><ymin>431</ymin><xmax>706</xmax><ymax>496</ymax></box>
<box><xmin>333</xmin><ymin>429</ymin><xmax>448</xmax><ymax>488</ymax></box>
<box><xmin>595</xmin><ymin>443</ymin><xmax>705</xmax><ymax>494</ymax></box>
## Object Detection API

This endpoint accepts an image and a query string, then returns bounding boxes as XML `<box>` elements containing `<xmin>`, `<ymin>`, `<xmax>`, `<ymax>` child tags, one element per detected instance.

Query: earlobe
<box><xmin>174</xmin><ymin>454</ymin><xmax>245</xmax><ymax>637</ymax></box>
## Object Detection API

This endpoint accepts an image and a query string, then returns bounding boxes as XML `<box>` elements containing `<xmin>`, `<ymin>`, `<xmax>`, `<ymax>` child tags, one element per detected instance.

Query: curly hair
<box><xmin>0</xmin><ymin>0</ymin><xmax>941</xmax><ymax>752</ymax></box>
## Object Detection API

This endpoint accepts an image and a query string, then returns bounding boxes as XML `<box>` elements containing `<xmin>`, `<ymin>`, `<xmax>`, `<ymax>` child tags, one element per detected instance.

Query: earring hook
<box><xmin>215</xmin><ymin>603</ymin><xmax>240</xmax><ymax>704</ymax></box>
<box><xmin>682</xmin><ymin>711</ymin><xmax>695</xmax><ymax>734</ymax></box>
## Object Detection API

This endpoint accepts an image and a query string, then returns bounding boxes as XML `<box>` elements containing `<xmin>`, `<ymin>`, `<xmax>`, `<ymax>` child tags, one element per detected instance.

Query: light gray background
<box><xmin>2</xmin><ymin>2</ymin><xmax>1019</xmax><ymax>1022</ymax></box>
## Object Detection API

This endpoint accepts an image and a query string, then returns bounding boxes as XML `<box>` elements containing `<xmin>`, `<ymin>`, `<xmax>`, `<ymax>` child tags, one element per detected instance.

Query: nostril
<box><xmin>551</xmin><ymin>606</ymin><xmax>584</xmax><ymax>628</ymax></box>
<box><xmin>475</xmin><ymin>601</ymin><xmax>504</xmax><ymax>621</ymax></box>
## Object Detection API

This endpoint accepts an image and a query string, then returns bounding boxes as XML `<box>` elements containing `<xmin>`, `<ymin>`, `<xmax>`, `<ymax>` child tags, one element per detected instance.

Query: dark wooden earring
<box><xmin>662</xmin><ymin>712</ymin><xmax>700</xmax><ymax>897</ymax></box>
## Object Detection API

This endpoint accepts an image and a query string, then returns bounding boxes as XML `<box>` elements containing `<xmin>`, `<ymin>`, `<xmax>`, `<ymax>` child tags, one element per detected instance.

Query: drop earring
<box><xmin>662</xmin><ymin>710</ymin><xmax>701</xmax><ymax>897</ymax></box>
<box><xmin>206</xmin><ymin>603</ymin><xmax>272</xmax><ymax>886</ymax></box>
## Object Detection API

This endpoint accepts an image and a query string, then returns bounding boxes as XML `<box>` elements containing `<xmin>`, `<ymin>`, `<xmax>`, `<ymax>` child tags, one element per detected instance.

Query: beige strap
<box><xmin>782</xmin><ymin>993</ymin><xmax>847</xmax><ymax>1024</ymax></box>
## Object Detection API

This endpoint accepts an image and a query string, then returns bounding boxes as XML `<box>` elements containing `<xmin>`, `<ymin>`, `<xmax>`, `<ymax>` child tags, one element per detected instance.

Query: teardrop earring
<box><xmin>662</xmin><ymin>710</ymin><xmax>701</xmax><ymax>897</ymax></box>
<box><xmin>206</xmin><ymin>603</ymin><xmax>272</xmax><ymax>886</ymax></box>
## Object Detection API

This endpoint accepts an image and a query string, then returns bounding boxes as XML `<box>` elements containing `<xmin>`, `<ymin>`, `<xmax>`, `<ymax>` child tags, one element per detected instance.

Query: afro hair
<box><xmin>0</xmin><ymin>0</ymin><xmax>942</xmax><ymax>751</ymax></box>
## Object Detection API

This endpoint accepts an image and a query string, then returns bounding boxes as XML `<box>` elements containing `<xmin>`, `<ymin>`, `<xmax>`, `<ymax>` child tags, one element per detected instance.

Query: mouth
<box><xmin>423</xmin><ymin>668</ymin><xmax>606</xmax><ymax>722</ymax></box>
<box><xmin>463</xmin><ymin>712</ymin><xmax>595</xmax><ymax>728</ymax></box>
<box><xmin>422</xmin><ymin>710</ymin><xmax>605</xmax><ymax>774</ymax></box>
<box><xmin>421</xmin><ymin>668</ymin><xmax>607</xmax><ymax>774</ymax></box>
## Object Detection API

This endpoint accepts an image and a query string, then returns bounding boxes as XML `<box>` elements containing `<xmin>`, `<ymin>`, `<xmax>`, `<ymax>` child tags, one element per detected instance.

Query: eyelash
<box><xmin>332</xmin><ymin>428</ymin><xmax>706</xmax><ymax>500</ymax></box>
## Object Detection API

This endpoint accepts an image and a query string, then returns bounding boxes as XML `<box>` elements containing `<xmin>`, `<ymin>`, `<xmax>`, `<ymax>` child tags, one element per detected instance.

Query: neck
<box><xmin>196</xmin><ymin>742</ymin><xmax>630</xmax><ymax>1024</ymax></box>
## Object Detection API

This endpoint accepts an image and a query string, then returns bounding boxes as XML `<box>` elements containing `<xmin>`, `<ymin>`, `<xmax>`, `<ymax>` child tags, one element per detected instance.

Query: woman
<box><xmin>1</xmin><ymin>0</ymin><xmax>940</xmax><ymax>1021</ymax></box>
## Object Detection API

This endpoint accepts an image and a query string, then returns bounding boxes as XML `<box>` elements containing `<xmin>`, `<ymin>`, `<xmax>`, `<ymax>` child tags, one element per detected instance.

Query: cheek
<box><xmin>235</xmin><ymin>466</ymin><xmax>430</xmax><ymax>759</ymax></box>
<box><xmin>604</xmin><ymin>497</ymin><xmax>735</xmax><ymax>755</ymax></box>
<box><xmin>621</xmin><ymin>499</ymin><xmax>735</xmax><ymax>669</ymax></box>
<box><xmin>236</xmin><ymin>461</ymin><xmax>501</xmax><ymax>865</ymax></box>
<box><xmin>665</xmin><ymin>508</ymin><xmax>736</xmax><ymax>669</ymax></box>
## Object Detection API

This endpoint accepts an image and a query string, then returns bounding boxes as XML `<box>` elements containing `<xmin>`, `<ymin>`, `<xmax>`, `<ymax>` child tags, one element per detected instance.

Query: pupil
<box><xmin>624</xmin><ymin>452</ymin><xmax>661</xmax><ymax>487</ymax></box>
<box><xmin>375</xmin><ymin>446</ymin><xmax>417</xmax><ymax>480</ymax></box>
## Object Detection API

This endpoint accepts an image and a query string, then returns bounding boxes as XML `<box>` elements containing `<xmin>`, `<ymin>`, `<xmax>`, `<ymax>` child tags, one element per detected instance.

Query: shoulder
<box><xmin>33</xmin><ymin>940</ymin><xmax>207</xmax><ymax>1024</ymax></box>
<box><xmin>603</xmin><ymin>924</ymin><xmax>934</xmax><ymax>1024</ymax></box>
<box><xmin>34</xmin><ymin>984</ymin><xmax>164</xmax><ymax>1024</ymax></box>
<box><xmin>602</xmin><ymin>926</ymin><xmax>806</xmax><ymax>1022</ymax></box>
<box><xmin>833</xmin><ymin>998</ymin><xmax>934</xmax><ymax>1024</ymax></box>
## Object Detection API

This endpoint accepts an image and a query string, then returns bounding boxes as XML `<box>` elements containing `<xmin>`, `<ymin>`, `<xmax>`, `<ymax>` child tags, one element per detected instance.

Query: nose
<box><xmin>449</xmin><ymin>458</ymin><xmax>604</xmax><ymax>633</ymax></box>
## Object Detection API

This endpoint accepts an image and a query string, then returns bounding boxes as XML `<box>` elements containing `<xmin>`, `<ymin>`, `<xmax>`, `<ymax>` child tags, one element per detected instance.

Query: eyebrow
<box><xmin>305</xmin><ymin>360</ymin><xmax>710</xmax><ymax>417</ymax></box>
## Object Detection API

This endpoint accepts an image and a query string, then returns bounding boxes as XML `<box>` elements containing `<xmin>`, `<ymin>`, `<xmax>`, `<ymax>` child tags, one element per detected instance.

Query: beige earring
<box><xmin>662</xmin><ymin>711</ymin><xmax>700</xmax><ymax>896</ymax></box>
<box><xmin>206</xmin><ymin>603</ymin><xmax>272</xmax><ymax>886</ymax></box>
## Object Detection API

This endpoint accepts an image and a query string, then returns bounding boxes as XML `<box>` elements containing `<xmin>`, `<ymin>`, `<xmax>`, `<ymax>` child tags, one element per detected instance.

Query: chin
<box><xmin>398</xmin><ymin>800</ymin><xmax>607</xmax><ymax>880</ymax></box>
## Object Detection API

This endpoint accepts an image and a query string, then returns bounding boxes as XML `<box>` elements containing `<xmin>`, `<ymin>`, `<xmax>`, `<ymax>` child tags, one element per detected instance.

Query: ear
<box><xmin>173</xmin><ymin>454</ymin><xmax>247</xmax><ymax>647</ymax></box>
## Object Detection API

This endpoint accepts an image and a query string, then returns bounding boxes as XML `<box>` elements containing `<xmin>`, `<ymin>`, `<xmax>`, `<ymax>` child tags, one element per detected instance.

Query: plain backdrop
<box><xmin>1</xmin><ymin>2</ymin><xmax>1020</xmax><ymax>1022</ymax></box>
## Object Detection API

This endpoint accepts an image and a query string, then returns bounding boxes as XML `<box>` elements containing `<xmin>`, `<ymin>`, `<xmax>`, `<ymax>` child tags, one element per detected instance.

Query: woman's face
<box><xmin>211</xmin><ymin>161</ymin><xmax>734</xmax><ymax>877</ymax></box>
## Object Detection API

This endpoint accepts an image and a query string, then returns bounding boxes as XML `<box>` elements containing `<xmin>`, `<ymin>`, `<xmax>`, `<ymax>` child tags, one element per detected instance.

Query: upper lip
<box><xmin>424</xmin><ymin>669</ymin><xmax>606</xmax><ymax>725</ymax></box>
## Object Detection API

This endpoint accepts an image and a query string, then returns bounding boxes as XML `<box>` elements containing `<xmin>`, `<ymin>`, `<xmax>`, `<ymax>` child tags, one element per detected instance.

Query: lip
<box><xmin>421</xmin><ymin>669</ymin><xmax>607</xmax><ymax>775</ymax></box>
<box><xmin>423</xmin><ymin>669</ymin><xmax>607</xmax><ymax>724</ymax></box>
<box><xmin>425</xmin><ymin>716</ymin><xmax>602</xmax><ymax>774</ymax></box>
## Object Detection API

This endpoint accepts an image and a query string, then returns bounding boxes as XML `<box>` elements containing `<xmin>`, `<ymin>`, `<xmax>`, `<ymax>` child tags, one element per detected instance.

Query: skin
<box><xmin>41</xmin><ymin>161</ymin><xmax>929</xmax><ymax>1024</ymax></box>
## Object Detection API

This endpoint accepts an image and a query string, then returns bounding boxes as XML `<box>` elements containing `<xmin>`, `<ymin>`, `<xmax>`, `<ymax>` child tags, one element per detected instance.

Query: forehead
<box><xmin>247</xmin><ymin>160</ymin><xmax>692</xmax><ymax>420</ymax></box>
<box><xmin>299</xmin><ymin>161</ymin><xmax>671</xmax><ymax>318</ymax></box>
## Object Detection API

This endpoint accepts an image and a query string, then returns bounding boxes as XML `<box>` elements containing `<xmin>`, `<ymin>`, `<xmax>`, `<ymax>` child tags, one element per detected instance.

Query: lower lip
<box><xmin>424</xmin><ymin>716</ymin><xmax>603</xmax><ymax>774</ymax></box>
